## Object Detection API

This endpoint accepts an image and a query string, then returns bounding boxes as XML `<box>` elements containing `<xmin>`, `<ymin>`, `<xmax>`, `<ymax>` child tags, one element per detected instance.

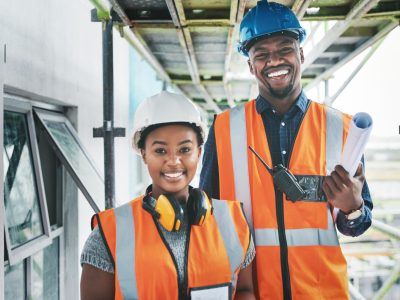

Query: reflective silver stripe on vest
<box><xmin>325</xmin><ymin>106</ymin><xmax>343</xmax><ymax>174</ymax></box>
<box><xmin>212</xmin><ymin>200</ymin><xmax>244</xmax><ymax>274</ymax></box>
<box><xmin>230</xmin><ymin>105</ymin><xmax>253</xmax><ymax>227</ymax></box>
<box><xmin>115</xmin><ymin>203</ymin><xmax>138</xmax><ymax>300</ymax></box>
<box><xmin>254</xmin><ymin>207</ymin><xmax>339</xmax><ymax>246</ymax></box>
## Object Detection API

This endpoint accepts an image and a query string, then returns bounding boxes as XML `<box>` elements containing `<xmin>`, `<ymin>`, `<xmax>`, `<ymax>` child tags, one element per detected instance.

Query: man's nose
<box><xmin>267</xmin><ymin>51</ymin><xmax>282</xmax><ymax>65</ymax></box>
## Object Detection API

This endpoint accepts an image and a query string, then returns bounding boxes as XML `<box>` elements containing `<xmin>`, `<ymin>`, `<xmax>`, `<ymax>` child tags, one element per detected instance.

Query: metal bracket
<box><xmin>91</xmin><ymin>8</ymin><xmax>122</xmax><ymax>23</ymax></box>
<box><xmin>93</xmin><ymin>126</ymin><xmax>126</xmax><ymax>138</ymax></box>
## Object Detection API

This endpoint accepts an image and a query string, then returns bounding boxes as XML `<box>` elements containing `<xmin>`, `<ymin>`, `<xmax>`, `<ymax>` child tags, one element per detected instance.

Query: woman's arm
<box><xmin>81</xmin><ymin>264</ymin><xmax>115</xmax><ymax>300</ymax></box>
<box><xmin>234</xmin><ymin>262</ymin><xmax>256</xmax><ymax>300</ymax></box>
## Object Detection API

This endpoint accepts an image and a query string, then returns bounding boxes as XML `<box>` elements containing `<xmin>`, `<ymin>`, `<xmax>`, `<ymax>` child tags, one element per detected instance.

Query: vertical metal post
<box><xmin>103</xmin><ymin>19</ymin><xmax>115</xmax><ymax>209</ymax></box>
<box><xmin>92</xmin><ymin>9</ymin><xmax>125</xmax><ymax>210</ymax></box>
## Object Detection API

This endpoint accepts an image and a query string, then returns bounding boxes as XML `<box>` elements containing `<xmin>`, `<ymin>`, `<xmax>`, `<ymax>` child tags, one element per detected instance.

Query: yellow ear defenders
<box><xmin>187</xmin><ymin>188</ymin><xmax>213</xmax><ymax>227</ymax></box>
<box><xmin>142</xmin><ymin>187</ymin><xmax>213</xmax><ymax>232</ymax></box>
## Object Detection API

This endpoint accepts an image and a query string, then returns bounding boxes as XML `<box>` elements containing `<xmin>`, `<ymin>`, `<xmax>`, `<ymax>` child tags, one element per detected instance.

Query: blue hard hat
<box><xmin>238</xmin><ymin>0</ymin><xmax>306</xmax><ymax>56</ymax></box>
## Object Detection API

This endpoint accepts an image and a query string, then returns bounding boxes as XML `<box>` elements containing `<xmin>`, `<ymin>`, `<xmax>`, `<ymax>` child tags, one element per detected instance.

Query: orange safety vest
<box><xmin>214</xmin><ymin>100</ymin><xmax>351</xmax><ymax>300</ymax></box>
<box><xmin>92</xmin><ymin>195</ymin><xmax>250</xmax><ymax>300</ymax></box>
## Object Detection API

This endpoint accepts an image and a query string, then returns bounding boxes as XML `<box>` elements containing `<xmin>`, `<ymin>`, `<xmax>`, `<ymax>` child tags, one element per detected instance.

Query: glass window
<box><xmin>30</xmin><ymin>238</ymin><xmax>59</xmax><ymax>300</ymax></box>
<box><xmin>36</xmin><ymin>120</ymin><xmax>63</xmax><ymax>228</ymax></box>
<box><xmin>4</xmin><ymin>261</ymin><xmax>26</xmax><ymax>300</ymax></box>
<box><xmin>34</xmin><ymin>109</ymin><xmax>104</xmax><ymax>212</ymax></box>
<box><xmin>3</xmin><ymin>111</ymin><xmax>44</xmax><ymax>248</ymax></box>
<box><xmin>3</xmin><ymin>100</ymin><xmax>51</xmax><ymax>265</ymax></box>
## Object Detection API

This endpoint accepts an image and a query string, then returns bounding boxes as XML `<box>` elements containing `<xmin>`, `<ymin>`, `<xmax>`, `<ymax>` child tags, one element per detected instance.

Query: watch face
<box><xmin>347</xmin><ymin>209</ymin><xmax>362</xmax><ymax>220</ymax></box>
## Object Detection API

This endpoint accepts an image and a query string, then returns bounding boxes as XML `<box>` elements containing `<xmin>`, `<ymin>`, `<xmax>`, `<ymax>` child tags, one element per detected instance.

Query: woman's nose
<box><xmin>166</xmin><ymin>153</ymin><xmax>180</xmax><ymax>165</ymax></box>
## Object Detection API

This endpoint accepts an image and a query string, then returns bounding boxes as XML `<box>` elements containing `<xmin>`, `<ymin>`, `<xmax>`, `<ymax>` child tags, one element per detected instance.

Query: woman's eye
<box><xmin>180</xmin><ymin>147</ymin><xmax>191</xmax><ymax>153</ymax></box>
<box><xmin>155</xmin><ymin>148</ymin><xmax>166</xmax><ymax>154</ymax></box>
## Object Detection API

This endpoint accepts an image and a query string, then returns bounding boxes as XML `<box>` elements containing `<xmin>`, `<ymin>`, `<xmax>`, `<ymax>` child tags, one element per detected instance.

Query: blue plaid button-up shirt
<box><xmin>200</xmin><ymin>91</ymin><xmax>372</xmax><ymax>237</ymax></box>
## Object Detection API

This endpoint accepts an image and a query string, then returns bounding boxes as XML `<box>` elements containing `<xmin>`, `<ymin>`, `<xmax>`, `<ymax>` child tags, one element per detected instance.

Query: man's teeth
<box><xmin>164</xmin><ymin>172</ymin><xmax>183</xmax><ymax>178</ymax></box>
<box><xmin>267</xmin><ymin>70</ymin><xmax>289</xmax><ymax>78</ymax></box>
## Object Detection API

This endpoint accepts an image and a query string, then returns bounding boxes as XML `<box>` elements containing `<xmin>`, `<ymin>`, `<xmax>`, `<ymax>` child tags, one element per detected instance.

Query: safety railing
<box><xmin>349</xmin><ymin>218</ymin><xmax>400</xmax><ymax>300</ymax></box>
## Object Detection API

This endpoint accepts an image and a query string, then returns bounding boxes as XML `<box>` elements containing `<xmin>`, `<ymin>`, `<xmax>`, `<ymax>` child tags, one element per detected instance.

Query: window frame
<box><xmin>3</xmin><ymin>234</ymin><xmax>63</xmax><ymax>299</ymax></box>
<box><xmin>3</xmin><ymin>98</ymin><xmax>52</xmax><ymax>266</ymax></box>
<box><xmin>34</xmin><ymin>108</ymin><xmax>104</xmax><ymax>213</ymax></box>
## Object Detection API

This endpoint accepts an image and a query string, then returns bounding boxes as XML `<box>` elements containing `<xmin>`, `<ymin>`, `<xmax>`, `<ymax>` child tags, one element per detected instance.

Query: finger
<box><xmin>354</xmin><ymin>163</ymin><xmax>365</xmax><ymax>177</ymax></box>
<box><xmin>352</xmin><ymin>163</ymin><xmax>366</xmax><ymax>185</ymax></box>
<box><xmin>324</xmin><ymin>176</ymin><xmax>340</xmax><ymax>194</ymax></box>
<box><xmin>330</xmin><ymin>171</ymin><xmax>346</xmax><ymax>191</ymax></box>
<box><xmin>334</xmin><ymin>165</ymin><xmax>352</xmax><ymax>185</ymax></box>
<box><xmin>322</xmin><ymin>180</ymin><xmax>334</xmax><ymax>199</ymax></box>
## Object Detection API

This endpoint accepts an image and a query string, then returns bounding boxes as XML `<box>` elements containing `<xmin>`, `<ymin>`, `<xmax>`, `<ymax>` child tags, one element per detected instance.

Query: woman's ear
<box><xmin>197</xmin><ymin>146</ymin><xmax>202</xmax><ymax>159</ymax></box>
<box><xmin>141</xmin><ymin>149</ymin><xmax>147</xmax><ymax>164</ymax></box>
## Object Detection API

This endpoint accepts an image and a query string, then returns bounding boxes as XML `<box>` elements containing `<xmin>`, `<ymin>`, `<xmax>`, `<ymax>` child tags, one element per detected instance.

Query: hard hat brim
<box><xmin>133</xmin><ymin>121</ymin><xmax>206</xmax><ymax>155</ymax></box>
<box><xmin>240</xmin><ymin>30</ymin><xmax>302</xmax><ymax>56</ymax></box>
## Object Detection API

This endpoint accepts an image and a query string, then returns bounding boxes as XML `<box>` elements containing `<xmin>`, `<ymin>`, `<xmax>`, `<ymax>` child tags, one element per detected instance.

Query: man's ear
<box><xmin>197</xmin><ymin>146</ymin><xmax>202</xmax><ymax>159</ymax></box>
<box><xmin>300</xmin><ymin>47</ymin><xmax>304</xmax><ymax>64</ymax></box>
<box><xmin>247</xmin><ymin>59</ymin><xmax>254</xmax><ymax>74</ymax></box>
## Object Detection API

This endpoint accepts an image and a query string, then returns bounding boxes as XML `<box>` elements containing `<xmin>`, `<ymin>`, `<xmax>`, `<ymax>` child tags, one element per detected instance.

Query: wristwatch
<box><xmin>345</xmin><ymin>200</ymin><xmax>364</xmax><ymax>221</ymax></box>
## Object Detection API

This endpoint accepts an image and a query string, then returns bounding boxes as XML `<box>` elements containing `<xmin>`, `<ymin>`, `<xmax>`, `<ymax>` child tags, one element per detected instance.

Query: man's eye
<box><xmin>280</xmin><ymin>48</ymin><xmax>293</xmax><ymax>54</ymax></box>
<box><xmin>155</xmin><ymin>148</ymin><xmax>166</xmax><ymax>154</ymax></box>
<box><xmin>255</xmin><ymin>53</ymin><xmax>268</xmax><ymax>60</ymax></box>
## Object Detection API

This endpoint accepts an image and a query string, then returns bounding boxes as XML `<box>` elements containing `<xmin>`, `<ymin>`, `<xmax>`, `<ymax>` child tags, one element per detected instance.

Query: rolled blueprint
<box><xmin>339</xmin><ymin>112</ymin><xmax>373</xmax><ymax>177</ymax></box>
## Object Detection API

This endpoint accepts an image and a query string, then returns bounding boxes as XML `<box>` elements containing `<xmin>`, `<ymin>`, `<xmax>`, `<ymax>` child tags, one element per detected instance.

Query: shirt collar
<box><xmin>255</xmin><ymin>90</ymin><xmax>308</xmax><ymax>116</ymax></box>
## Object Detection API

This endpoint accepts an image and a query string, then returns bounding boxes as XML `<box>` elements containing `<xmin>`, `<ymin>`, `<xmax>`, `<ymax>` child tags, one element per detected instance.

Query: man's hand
<box><xmin>323</xmin><ymin>163</ymin><xmax>365</xmax><ymax>214</ymax></box>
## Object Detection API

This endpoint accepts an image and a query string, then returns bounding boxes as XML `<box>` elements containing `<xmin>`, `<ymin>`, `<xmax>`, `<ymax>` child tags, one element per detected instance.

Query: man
<box><xmin>200</xmin><ymin>1</ymin><xmax>372</xmax><ymax>299</ymax></box>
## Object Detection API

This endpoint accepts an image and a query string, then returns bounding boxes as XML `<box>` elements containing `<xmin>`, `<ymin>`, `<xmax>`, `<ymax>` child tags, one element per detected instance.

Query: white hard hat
<box><xmin>132</xmin><ymin>91</ymin><xmax>206</xmax><ymax>154</ymax></box>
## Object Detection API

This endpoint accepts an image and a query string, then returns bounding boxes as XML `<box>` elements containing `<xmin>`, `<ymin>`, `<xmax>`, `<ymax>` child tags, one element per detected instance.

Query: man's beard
<box><xmin>269</xmin><ymin>83</ymin><xmax>294</xmax><ymax>99</ymax></box>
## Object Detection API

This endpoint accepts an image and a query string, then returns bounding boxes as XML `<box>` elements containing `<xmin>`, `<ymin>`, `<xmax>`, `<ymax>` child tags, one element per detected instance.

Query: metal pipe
<box><xmin>372</xmin><ymin>219</ymin><xmax>400</xmax><ymax>240</ymax></box>
<box><xmin>292</xmin><ymin>0</ymin><xmax>312</xmax><ymax>19</ymax></box>
<box><xmin>324</xmin><ymin>36</ymin><xmax>385</xmax><ymax>105</ymax></box>
<box><xmin>349</xmin><ymin>282</ymin><xmax>367</xmax><ymax>300</ymax></box>
<box><xmin>102</xmin><ymin>19</ymin><xmax>115</xmax><ymax>209</ymax></box>
<box><xmin>302</xmin><ymin>0</ymin><xmax>381</xmax><ymax>70</ymax></box>
<box><xmin>371</xmin><ymin>262</ymin><xmax>400</xmax><ymax>300</ymax></box>
<box><xmin>305</xmin><ymin>21</ymin><xmax>397</xmax><ymax>91</ymax></box>
<box><xmin>165</xmin><ymin>0</ymin><xmax>221</xmax><ymax>113</ymax></box>
<box><xmin>224</xmin><ymin>0</ymin><xmax>247</xmax><ymax>108</ymax></box>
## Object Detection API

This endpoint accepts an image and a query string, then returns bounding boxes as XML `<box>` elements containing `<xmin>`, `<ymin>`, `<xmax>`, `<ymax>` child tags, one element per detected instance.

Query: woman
<box><xmin>80</xmin><ymin>91</ymin><xmax>255</xmax><ymax>300</ymax></box>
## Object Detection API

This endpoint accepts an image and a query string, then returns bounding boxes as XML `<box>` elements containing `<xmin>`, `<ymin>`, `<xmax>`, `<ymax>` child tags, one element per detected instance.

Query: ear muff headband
<box><xmin>188</xmin><ymin>189</ymin><xmax>213</xmax><ymax>226</ymax></box>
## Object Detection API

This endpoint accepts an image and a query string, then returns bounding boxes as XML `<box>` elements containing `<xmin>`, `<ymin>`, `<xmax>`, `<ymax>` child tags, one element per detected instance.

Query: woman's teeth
<box><xmin>164</xmin><ymin>172</ymin><xmax>183</xmax><ymax>178</ymax></box>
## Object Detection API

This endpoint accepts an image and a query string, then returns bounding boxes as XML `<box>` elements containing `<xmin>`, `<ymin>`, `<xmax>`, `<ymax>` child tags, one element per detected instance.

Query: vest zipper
<box><xmin>153</xmin><ymin>217</ymin><xmax>185</xmax><ymax>300</ymax></box>
<box><xmin>262</xmin><ymin>99</ymin><xmax>311</xmax><ymax>300</ymax></box>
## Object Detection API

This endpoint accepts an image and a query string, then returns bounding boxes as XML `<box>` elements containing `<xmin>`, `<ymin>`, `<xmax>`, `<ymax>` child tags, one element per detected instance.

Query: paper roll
<box><xmin>339</xmin><ymin>112</ymin><xmax>373</xmax><ymax>177</ymax></box>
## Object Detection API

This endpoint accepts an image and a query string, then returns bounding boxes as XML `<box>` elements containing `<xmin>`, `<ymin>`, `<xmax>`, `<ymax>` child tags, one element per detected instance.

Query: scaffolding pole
<box><xmin>92</xmin><ymin>11</ymin><xmax>125</xmax><ymax>209</ymax></box>
<box><xmin>372</xmin><ymin>262</ymin><xmax>400</xmax><ymax>300</ymax></box>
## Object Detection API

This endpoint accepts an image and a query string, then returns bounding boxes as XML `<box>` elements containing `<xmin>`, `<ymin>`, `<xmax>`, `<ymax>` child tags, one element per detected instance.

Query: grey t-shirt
<box><xmin>81</xmin><ymin>207</ymin><xmax>255</xmax><ymax>286</ymax></box>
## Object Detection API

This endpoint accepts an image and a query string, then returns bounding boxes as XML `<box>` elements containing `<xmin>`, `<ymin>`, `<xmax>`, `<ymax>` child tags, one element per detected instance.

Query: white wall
<box><xmin>0</xmin><ymin>13</ymin><xmax>5</xmax><ymax>299</ymax></box>
<box><xmin>1</xmin><ymin>0</ymin><xmax>131</xmax><ymax>298</ymax></box>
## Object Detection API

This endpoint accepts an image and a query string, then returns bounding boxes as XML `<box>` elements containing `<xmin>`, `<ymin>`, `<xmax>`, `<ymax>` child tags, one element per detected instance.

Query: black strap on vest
<box><xmin>286</xmin><ymin>175</ymin><xmax>327</xmax><ymax>202</ymax></box>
